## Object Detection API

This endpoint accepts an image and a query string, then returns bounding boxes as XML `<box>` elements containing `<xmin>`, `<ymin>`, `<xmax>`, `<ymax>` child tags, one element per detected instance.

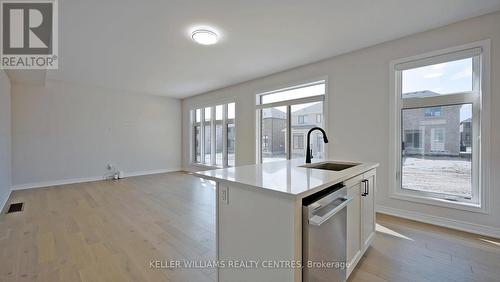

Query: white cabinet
<box><xmin>346</xmin><ymin>169</ymin><xmax>376</xmax><ymax>278</ymax></box>
<box><xmin>212</xmin><ymin>166</ymin><xmax>377</xmax><ymax>282</ymax></box>
<box><xmin>361</xmin><ymin>169</ymin><xmax>376</xmax><ymax>249</ymax></box>
<box><xmin>346</xmin><ymin>174</ymin><xmax>363</xmax><ymax>274</ymax></box>
<box><xmin>217</xmin><ymin>182</ymin><xmax>301</xmax><ymax>282</ymax></box>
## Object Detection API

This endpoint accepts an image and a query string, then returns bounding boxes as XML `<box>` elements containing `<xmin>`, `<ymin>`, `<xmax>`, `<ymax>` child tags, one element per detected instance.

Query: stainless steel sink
<box><xmin>301</xmin><ymin>162</ymin><xmax>359</xmax><ymax>171</ymax></box>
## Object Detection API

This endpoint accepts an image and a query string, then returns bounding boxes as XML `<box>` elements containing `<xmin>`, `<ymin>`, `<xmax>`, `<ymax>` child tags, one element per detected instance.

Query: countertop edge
<box><xmin>294</xmin><ymin>163</ymin><xmax>379</xmax><ymax>199</ymax></box>
<box><xmin>192</xmin><ymin>174</ymin><xmax>300</xmax><ymax>200</ymax></box>
<box><xmin>192</xmin><ymin>162</ymin><xmax>379</xmax><ymax>199</ymax></box>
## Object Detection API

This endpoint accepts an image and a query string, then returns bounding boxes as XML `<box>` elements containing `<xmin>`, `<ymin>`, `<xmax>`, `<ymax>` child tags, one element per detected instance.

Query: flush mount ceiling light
<box><xmin>191</xmin><ymin>29</ymin><xmax>218</xmax><ymax>45</ymax></box>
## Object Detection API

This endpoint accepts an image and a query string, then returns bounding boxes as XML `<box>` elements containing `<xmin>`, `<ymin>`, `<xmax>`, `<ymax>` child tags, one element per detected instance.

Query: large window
<box><xmin>260</xmin><ymin>106</ymin><xmax>287</xmax><ymax>162</ymax></box>
<box><xmin>215</xmin><ymin>105</ymin><xmax>224</xmax><ymax>166</ymax></box>
<box><xmin>393</xmin><ymin>43</ymin><xmax>489</xmax><ymax>208</ymax></box>
<box><xmin>194</xmin><ymin>109</ymin><xmax>202</xmax><ymax>163</ymax></box>
<box><xmin>191</xmin><ymin>102</ymin><xmax>236</xmax><ymax>167</ymax></box>
<box><xmin>227</xmin><ymin>103</ymin><xmax>236</xmax><ymax>167</ymax></box>
<box><xmin>257</xmin><ymin>80</ymin><xmax>326</xmax><ymax>163</ymax></box>
<box><xmin>204</xmin><ymin>107</ymin><xmax>211</xmax><ymax>163</ymax></box>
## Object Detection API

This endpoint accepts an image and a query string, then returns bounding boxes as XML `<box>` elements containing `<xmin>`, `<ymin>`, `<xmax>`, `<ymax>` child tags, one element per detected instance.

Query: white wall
<box><xmin>12</xmin><ymin>80</ymin><xmax>182</xmax><ymax>188</ymax></box>
<box><xmin>0</xmin><ymin>70</ymin><xmax>11</xmax><ymax>210</ymax></box>
<box><xmin>182</xmin><ymin>12</ymin><xmax>500</xmax><ymax>236</ymax></box>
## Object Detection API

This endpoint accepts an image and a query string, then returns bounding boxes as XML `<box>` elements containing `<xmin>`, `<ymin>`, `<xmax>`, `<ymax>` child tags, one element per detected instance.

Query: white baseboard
<box><xmin>377</xmin><ymin>205</ymin><xmax>500</xmax><ymax>239</ymax></box>
<box><xmin>11</xmin><ymin>168</ymin><xmax>181</xmax><ymax>191</ymax></box>
<box><xmin>122</xmin><ymin>168</ymin><xmax>180</xmax><ymax>178</ymax></box>
<box><xmin>12</xmin><ymin>176</ymin><xmax>104</xmax><ymax>190</ymax></box>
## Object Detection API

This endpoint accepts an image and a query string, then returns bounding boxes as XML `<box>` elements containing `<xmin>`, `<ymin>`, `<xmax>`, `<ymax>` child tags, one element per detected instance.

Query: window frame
<box><xmin>190</xmin><ymin>100</ymin><xmax>236</xmax><ymax>168</ymax></box>
<box><xmin>389</xmin><ymin>40</ymin><xmax>491</xmax><ymax>213</ymax></box>
<box><xmin>226</xmin><ymin>102</ymin><xmax>236</xmax><ymax>167</ymax></box>
<box><xmin>255</xmin><ymin>78</ymin><xmax>328</xmax><ymax>163</ymax></box>
<box><xmin>203</xmin><ymin>107</ymin><xmax>212</xmax><ymax>164</ymax></box>
<box><xmin>193</xmin><ymin>109</ymin><xmax>202</xmax><ymax>163</ymax></box>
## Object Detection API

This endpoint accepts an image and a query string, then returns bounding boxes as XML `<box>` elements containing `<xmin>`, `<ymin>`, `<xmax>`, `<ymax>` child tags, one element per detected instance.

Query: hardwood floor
<box><xmin>0</xmin><ymin>172</ymin><xmax>216</xmax><ymax>282</ymax></box>
<box><xmin>1</xmin><ymin>172</ymin><xmax>499</xmax><ymax>282</ymax></box>
<box><xmin>349</xmin><ymin>214</ymin><xmax>500</xmax><ymax>282</ymax></box>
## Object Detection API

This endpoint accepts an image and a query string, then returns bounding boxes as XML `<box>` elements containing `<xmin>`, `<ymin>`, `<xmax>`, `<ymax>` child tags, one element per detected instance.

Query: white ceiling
<box><xmin>45</xmin><ymin>0</ymin><xmax>500</xmax><ymax>98</ymax></box>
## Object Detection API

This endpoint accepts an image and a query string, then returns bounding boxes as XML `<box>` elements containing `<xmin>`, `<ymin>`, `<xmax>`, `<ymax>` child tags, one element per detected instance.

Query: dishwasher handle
<box><xmin>309</xmin><ymin>197</ymin><xmax>352</xmax><ymax>226</ymax></box>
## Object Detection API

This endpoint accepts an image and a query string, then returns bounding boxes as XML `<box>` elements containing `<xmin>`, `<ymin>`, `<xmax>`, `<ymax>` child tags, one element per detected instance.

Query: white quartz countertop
<box><xmin>193</xmin><ymin>159</ymin><xmax>379</xmax><ymax>199</ymax></box>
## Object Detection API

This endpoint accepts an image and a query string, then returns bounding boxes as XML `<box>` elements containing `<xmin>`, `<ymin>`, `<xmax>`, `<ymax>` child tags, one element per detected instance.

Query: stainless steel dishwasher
<box><xmin>302</xmin><ymin>183</ymin><xmax>351</xmax><ymax>282</ymax></box>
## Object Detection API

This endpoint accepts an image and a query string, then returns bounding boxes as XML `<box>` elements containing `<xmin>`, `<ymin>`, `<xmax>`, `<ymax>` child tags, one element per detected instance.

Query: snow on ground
<box><xmin>402</xmin><ymin>157</ymin><xmax>472</xmax><ymax>197</ymax></box>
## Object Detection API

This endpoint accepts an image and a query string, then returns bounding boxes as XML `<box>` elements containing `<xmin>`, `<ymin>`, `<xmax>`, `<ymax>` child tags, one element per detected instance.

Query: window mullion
<box><xmin>472</xmin><ymin>101</ymin><xmax>480</xmax><ymax>203</ymax></box>
<box><xmin>200</xmin><ymin>108</ymin><xmax>205</xmax><ymax>164</ymax></box>
<box><xmin>256</xmin><ymin>95</ymin><xmax>324</xmax><ymax>109</ymax></box>
<box><xmin>396</xmin><ymin>70</ymin><xmax>403</xmax><ymax>184</ymax></box>
<box><xmin>211</xmin><ymin>107</ymin><xmax>216</xmax><ymax>166</ymax></box>
<box><xmin>402</xmin><ymin>93</ymin><xmax>475</xmax><ymax>109</ymax></box>
<box><xmin>222</xmin><ymin>104</ymin><xmax>228</xmax><ymax>167</ymax></box>
<box><xmin>471</xmin><ymin>55</ymin><xmax>481</xmax><ymax>204</ymax></box>
<box><xmin>257</xmin><ymin>109</ymin><xmax>262</xmax><ymax>164</ymax></box>
<box><xmin>286</xmin><ymin>105</ymin><xmax>291</xmax><ymax>160</ymax></box>
<box><xmin>191</xmin><ymin>110</ymin><xmax>195</xmax><ymax>163</ymax></box>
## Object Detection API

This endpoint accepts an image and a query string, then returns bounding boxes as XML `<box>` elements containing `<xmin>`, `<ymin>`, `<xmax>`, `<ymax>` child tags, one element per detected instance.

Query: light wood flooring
<box><xmin>1</xmin><ymin>172</ymin><xmax>499</xmax><ymax>282</ymax></box>
<box><xmin>0</xmin><ymin>172</ymin><xmax>216</xmax><ymax>282</ymax></box>
<box><xmin>350</xmin><ymin>214</ymin><xmax>500</xmax><ymax>282</ymax></box>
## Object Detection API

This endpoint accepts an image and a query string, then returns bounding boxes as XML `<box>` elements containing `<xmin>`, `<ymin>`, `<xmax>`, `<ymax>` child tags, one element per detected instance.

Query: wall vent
<box><xmin>6</xmin><ymin>202</ymin><xmax>24</xmax><ymax>214</ymax></box>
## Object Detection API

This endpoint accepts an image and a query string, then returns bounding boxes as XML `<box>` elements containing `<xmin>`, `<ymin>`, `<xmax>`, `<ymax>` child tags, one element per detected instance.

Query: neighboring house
<box><xmin>261</xmin><ymin>108</ymin><xmax>287</xmax><ymax>158</ymax></box>
<box><xmin>402</xmin><ymin>90</ymin><xmax>467</xmax><ymax>157</ymax></box>
<box><xmin>261</xmin><ymin>91</ymin><xmax>469</xmax><ymax>159</ymax></box>
<box><xmin>261</xmin><ymin>103</ymin><xmax>324</xmax><ymax>159</ymax></box>
<box><xmin>290</xmin><ymin>103</ymin><xmax>324</xmax><ymax>159</ymax></box>
<box><xmin>460</xmin><ymin>118</ymin><xmax>472</xmax><ymax>150</ymax></box>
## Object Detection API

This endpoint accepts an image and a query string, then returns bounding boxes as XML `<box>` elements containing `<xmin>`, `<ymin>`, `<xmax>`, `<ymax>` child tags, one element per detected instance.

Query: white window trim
<box><xmin>255</xmin><ymin>77</ymin><xmax>329</xmax><ymax>163</ymax></box>
<box><xmin>189</xmin><ymin>99</ymin><xmax>236</xmax><ymax>169</ymax></box>
<box><xmin>389</xmin><ymin>40</ymin><xmax>491</xmax><ymax>214</ymax></box>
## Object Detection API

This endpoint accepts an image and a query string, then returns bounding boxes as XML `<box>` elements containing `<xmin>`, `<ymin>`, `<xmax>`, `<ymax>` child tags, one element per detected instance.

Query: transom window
<box><xmin>256</xmin><ymin>80</ymin><xmax>326</xmax><ymax>163</ymax></box>
<box><xmin>393</xmin><ymin>44</ymin><xmax>487</xmax><ymax>208</ymax></box>
<box><xmin>191</xmin><ymin>102</ymin><xmax>235</xmax><ymax>167</ymax></box>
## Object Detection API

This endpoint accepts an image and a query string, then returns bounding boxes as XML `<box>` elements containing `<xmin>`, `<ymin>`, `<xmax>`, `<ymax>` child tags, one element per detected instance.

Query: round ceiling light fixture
<box><xmin>191</xmin><ymin>29</ymin><xmax>219</xmax><ymax>45</ymax></box>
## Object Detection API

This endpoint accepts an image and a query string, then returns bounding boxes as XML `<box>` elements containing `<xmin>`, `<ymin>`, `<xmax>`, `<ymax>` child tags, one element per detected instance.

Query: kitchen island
<box><xmin>194</xmin><ymin>159</ymin><xmax>378</xmax><ymax>282</ymax></box>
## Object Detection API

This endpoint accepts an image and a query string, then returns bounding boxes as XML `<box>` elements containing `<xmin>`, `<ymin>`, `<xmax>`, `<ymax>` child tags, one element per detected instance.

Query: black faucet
<box><xmin>305</xmin><ymin>127</ymin><xmax>329</xmax><ymax>163</ymax></box>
